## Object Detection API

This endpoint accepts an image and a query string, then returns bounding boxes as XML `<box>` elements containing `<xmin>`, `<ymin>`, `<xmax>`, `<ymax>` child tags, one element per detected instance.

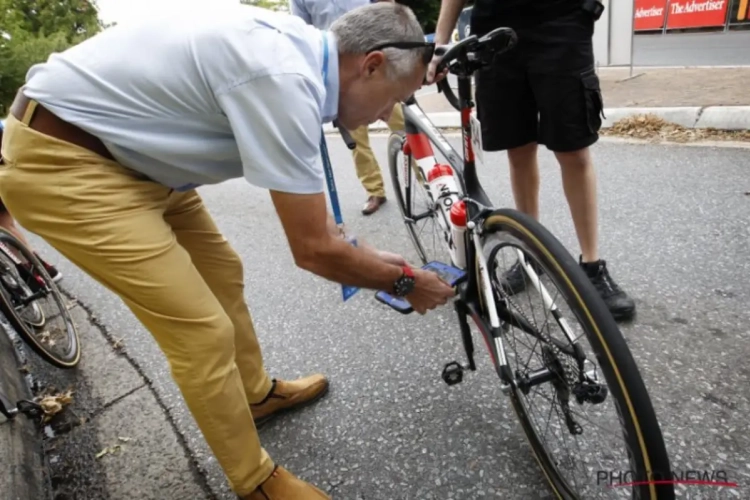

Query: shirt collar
<box><xmin>320</xmin><ymin>31</ymin><xmax>339</xmax><ymax>123</ymax></box>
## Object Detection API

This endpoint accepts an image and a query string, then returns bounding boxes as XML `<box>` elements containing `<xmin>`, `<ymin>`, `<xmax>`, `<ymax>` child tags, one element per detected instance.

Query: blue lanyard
<box><xmin>319</xmin><ymin>32</ymin><xmax>344</xmax><ymax>227</ymax></box>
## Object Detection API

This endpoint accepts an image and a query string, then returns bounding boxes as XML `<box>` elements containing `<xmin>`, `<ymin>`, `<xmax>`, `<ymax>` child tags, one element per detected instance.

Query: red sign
<box><xmin>634</xmin><ymin>0</ymin><xmax>669</xmax><ymax>30</ymax></box>
<box><xmin>665</xmin><ymin>0</ymin><xmax>729</xmax><ymax>28</ymax></box>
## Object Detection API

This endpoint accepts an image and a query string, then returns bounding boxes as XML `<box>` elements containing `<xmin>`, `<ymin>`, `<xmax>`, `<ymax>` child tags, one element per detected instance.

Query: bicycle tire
<box><xmin>481</xmin><ymin>209</ymin><xmax>673</xmax><ymax>500</ymax></box>
<box><xmin>387</xmin><ymin>130</ymin><xmax>452</xmax><ymax>266</ymax></box>
<box><xmin>0</xmin><ymin>229</ymin><xmax>80</xmax><ymax>369</ymax></box>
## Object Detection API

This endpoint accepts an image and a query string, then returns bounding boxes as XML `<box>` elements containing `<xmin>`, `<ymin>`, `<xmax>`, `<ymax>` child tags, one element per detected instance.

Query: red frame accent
<box><xmin>461</xmin><ymin>108</ymin><xmax>475</xmax><ymax>163</ymax></box>
<box><xmin>405</xmin><ymin>132</ymin><xmax>434</xmax><ymax>161</ymax></box>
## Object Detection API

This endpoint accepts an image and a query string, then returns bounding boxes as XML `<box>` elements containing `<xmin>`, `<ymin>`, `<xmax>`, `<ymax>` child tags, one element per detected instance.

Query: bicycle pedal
<box><xmin>441</xmin><ymin>361</ymin><xmax>464</xmax><ymax>386</ymax></box>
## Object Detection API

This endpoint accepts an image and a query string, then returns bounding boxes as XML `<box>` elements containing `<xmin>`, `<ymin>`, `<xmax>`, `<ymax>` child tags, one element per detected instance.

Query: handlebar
<box><xmin>433</xmin><ymin>27</ymin><xmax>518</xmax><ymax>112</ymax></box>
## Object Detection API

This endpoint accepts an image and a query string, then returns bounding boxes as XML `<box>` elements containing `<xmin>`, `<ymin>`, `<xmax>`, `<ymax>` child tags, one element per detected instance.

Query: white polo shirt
<box><xmin>22</xmin><ymin>5</ymin><xmax>339</xmax><ymax>194</ymax></box>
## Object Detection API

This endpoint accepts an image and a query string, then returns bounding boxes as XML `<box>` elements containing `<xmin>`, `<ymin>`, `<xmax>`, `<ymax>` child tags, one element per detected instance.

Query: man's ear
<box><xmin>362</xmin><ymin>51</ymin><xmax>386</xmax><ymax>78</ymax></box>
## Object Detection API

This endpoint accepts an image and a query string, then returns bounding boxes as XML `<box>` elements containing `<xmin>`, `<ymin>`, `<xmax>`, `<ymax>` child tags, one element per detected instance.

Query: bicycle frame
<box><xmin>397</xmin><ymin>74</ymin><xmax>582</xmax><ymax>389</ymax></box>
<box><xmin>397</xmin><ymin>73</ymin><xmax>517</xmax><ymax>383</ymax></box>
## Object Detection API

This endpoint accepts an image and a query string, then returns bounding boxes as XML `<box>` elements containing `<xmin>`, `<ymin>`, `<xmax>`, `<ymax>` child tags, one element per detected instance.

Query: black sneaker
<box><xmin>498</xmin><ymin>258</ymin><xmax>544</xmax><ymax>296</ymax></box>
<box><xmin>580</xmin><ymin>258</ymin><xmax>635</xmax><ymax>322</ymax></box>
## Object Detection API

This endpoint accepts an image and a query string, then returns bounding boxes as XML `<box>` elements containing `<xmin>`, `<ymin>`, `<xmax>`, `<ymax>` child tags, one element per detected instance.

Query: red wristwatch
<box><xmin>392</xmin><ymin>265</ymin><xmax>416</xmax><ymax>297</ymax></box>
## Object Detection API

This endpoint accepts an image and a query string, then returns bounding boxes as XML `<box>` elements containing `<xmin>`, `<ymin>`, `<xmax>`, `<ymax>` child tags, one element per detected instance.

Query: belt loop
<box><xmin>21</xmin><ymin>99</ymin><xmax>38</xmax><ymax>126</ymax></box>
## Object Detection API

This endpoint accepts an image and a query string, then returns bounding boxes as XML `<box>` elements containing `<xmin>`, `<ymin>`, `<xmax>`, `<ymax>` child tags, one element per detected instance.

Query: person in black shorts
<box><xmin>0</xmin><ymin>121</ymin><xmax>62</xmax><ymax>282</ymax></box>
<box><xmin>427</xmin><ymin>0</ymin><xmax>635</xmax><ymax>321</ymax></box>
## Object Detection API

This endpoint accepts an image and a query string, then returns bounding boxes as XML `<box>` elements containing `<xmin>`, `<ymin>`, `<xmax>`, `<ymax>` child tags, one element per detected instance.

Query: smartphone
<box><xmin>375</xmin><ymin>261</ymin><xmax>467</xmax><ymax>314</ymax></box>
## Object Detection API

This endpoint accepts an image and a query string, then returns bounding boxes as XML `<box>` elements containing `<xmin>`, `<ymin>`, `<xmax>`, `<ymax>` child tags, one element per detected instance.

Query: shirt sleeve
<box><xmin>215</xmin><ymin>73</ymin><xmax>325</xmax><ymax>194</ymax></box>
<box><xmin>289</xmin><ymin>0</ymin><xmax>313</xmax><ymax>24</ymax></box>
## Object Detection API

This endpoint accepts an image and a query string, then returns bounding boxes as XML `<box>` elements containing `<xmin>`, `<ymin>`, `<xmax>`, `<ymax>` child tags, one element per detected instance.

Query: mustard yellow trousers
<box><xmin>0</xmin><ymin>108</ymin><xmax>274</xmax><ymax>496</ymax></box>
<box><xmin>349</xmin><ymin>103</ymin><xmax>405</xmax><ymax>198</ymax></box>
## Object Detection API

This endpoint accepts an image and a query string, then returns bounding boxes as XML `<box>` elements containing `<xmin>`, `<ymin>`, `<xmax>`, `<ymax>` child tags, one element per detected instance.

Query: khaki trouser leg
<box><xmin>0</xmin><ymin>114</ymin><xmax>274</xmax><ymax>496</ymax></box>
<box><xmin>164</xmin><ymin>192</ymin><xmax>273</xmax><ymax>404</ymax></box>
<box><xmin>349</xmin><ymin>103</ymin><xmax>407</xmax><ymax>198</ymax></box>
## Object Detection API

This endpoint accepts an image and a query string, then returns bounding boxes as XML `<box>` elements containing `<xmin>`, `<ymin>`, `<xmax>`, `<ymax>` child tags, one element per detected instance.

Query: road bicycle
<box><xmin>381</xmin><ymin>28</ymin><xmax>675</xmax><ymax>499</ymax></box>
<box><xmin>0</xmin><ymin>227</ymin><xmax>80</xmax><ymax>421</ymax></box>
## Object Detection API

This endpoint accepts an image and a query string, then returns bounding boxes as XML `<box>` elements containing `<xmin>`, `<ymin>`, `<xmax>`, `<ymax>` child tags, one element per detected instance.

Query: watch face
<box><xmin>394</xmin><ymin>275</ymin><xmax>415</xmax><ymax>296</ymax></box>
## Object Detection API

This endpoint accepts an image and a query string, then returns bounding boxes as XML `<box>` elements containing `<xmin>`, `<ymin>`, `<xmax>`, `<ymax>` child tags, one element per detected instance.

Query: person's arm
<box><xmin>425</xmin><ymin>0</ymin><xmax>469</xmax><ymax>83</ymax></box>
<box><xmin>289</xmin><ymin>0</ymin><xmax>313</xmax><ymax>24</ymax></box>
<box><xmin>434</xmin><ymin>0</ymin><xmax>469</xmax><ymax>45</ymax></box>
<box><xmin>216</xmin><ymin>73</ymin><xmax>403</xmax><ymax>290</ymax></box>
<box><xmin>216</xmin><ymin>72</ymin><xmax>455</xmax><ymax>311</ymax></box>
<box><xmin>270</xmin><ymin>190</ymin><xmax>405</xmax><ymax>291</ymax></box>
<box><xmin>325</xmin><ymin>215</ymin><xmax>407</xmax><ymax>266</ymax></box>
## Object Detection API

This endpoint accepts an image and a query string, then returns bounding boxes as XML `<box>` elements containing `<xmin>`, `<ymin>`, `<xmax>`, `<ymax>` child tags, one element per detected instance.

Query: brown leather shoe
<box><xmin>241</xmin><ymin>465</ymin><xmax>330</xmax><ymax>499</ymax></box>
<box><xmin>361</xmin><ymin>195</ymin><xmax>386</xmax><ymax>215</ymax></box>
<box><xmin>250</xmin><ymin>375</ymin><xmax>329</xmax><ymax>427</ymax></box>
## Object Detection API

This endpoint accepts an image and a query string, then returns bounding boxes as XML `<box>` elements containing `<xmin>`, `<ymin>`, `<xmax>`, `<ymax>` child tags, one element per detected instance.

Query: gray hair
<box><xmin>330</xmin><ymin>2</ymin><xmax>425</xmax><ymax>81</ymax></box>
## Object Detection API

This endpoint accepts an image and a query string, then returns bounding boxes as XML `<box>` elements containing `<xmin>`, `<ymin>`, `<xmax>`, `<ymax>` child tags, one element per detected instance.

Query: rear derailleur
<box><xmin>543</xmin><ymin>346</ymin><xmax>608</xmax><ymax>436</ymax></box>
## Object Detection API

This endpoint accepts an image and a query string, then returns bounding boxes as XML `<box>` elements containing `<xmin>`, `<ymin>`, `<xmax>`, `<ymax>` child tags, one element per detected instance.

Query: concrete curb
<box><xmin>324</xmin><ymin>106</ymin><xmax>750</xmax><ymax>132</ymax></box>
<box><xmin>0</xmin><ymin>324</ymin><xmax>48</xmax><ymax>499</ymax></box>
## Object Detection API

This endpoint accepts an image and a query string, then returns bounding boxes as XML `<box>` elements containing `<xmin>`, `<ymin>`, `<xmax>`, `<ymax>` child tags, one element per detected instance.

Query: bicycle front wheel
<box><xmin>0</xmin><ymin>228</ymin><xmax>80</xmax><ymax>368</ymax></box>
<box><xmin>387</xmin><ymin>130</ymin><xmax>453</xmax><ymax>266</ymax></box>
<box><xmin>480</xmin><ymin>209</ymin><xmax>673</xmax><ymax>500</ymax></box>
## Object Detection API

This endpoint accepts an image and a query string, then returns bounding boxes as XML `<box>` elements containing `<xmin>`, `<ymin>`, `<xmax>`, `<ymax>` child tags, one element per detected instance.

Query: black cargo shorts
<box><xmin>474</xmin><ymin>9</ymin><xmax>605</xmax><ymax>153</ymax></box>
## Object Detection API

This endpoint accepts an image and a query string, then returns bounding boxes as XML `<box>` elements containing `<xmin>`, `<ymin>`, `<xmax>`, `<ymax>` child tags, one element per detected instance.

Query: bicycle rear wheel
<box><xmin>387</xmin><ymin>130</ymin><xmax>453</xmax><ymax>266</ymax></box>
<box><xmin>479</xmin><ymin>209</ymin><xmax>673</xmax><ymax>500</ymax></box>
<box><xmin>0</xmin><ymin>228</ymin><xmax>80</xmax><ymax>368</ymax></box>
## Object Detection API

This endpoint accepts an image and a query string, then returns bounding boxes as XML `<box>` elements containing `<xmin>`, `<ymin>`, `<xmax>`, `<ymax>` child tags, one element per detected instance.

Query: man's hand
<box><xmin>425</xmin><ymin>52</ymin><xmax>449</xmax><ymax>86</ymax></box>
<box><xmin>406</xmin><ymin>268</ymin><xmax>456</xmax><ymax>314</ymax></box>
<box><xmin>426</xmin><ymin>0</ymin><xmax>468</xmax><ymax>85</ymax></box>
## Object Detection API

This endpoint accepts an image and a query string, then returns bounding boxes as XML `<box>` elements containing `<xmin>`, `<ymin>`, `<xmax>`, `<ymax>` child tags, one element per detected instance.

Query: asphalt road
<box><xmin>27</xmin><ymin>136</ymin><xmax>750</xmax><ymax>499</ymax></box>
<box><xmin>633</xmin><ymin>31</ymin><xmax>750</xmax><ymax>67</ymax></box>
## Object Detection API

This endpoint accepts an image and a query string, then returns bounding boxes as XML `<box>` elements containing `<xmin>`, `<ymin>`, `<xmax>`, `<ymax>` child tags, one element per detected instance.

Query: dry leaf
<box><xmin>96</xmin><ymin>444</ymin><xmax>122</xmax><ymax>459</ymax></box>
<box><xmin>602</xmin><ymin>114</ymin><xmax>750</xmax><ymax>143</ymax></box>
<box><xmin>36</xmin><ymin>390</ymin><xmax>75</xmax><ymax>422</ymax></box>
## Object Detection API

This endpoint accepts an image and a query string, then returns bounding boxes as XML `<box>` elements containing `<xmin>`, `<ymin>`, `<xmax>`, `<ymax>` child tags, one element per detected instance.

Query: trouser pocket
<box><xmin>581</xmin><ymin>69</ymin><xmax>605</xmax><ymax>133</ymax></box>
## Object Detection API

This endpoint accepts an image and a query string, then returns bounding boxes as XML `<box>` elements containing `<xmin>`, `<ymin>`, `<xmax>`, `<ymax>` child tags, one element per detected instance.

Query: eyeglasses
<box><xmin>365</xmin><ymin>41</ymin><xmax>436</xmax><ymax>66</ymax></box>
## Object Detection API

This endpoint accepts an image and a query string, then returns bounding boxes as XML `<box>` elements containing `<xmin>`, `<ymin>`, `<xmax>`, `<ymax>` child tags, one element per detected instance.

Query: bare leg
<box><xmin>554</xmin><ymin>147</ymin><xmax>598</xmax><ymax>263</ymax></box>
<box><xmin>507</xmin><ymin>142</ymin><xmax>540</xmax><ymax>219</ymax></box>
<box><xmin>0</xmin><ymin>211</ymin><xmax>33</xmax><ymax>248</ymax></box>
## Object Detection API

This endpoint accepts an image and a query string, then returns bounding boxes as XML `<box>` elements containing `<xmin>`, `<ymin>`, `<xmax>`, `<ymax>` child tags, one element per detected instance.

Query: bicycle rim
<box><xmin>387</xmin><ymin>131</ymin><xmax>453</xmax><ymax>266</ymax></box>
<box><xmin>480</xmin><ymin>209</ymin><xmax>673</xmax><ymax>500</ymax></box>
<box><xmin>0</xmin><ymin>229</ymin><xmax>80</xmax><ymax>368</ymax></box>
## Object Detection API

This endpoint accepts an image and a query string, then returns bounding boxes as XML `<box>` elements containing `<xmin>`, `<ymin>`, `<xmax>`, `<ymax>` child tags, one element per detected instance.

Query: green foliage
<box><xmin>240</xmin><ymin>0</ymin><xmax>288</xmax><ymax>13</ymax></box>
<box><xmin>0</xmin><ymin>0</ymin><xmax>103</xmax><ymax>115</ymax></box>
<box><xmin>398</xmin><ymin>0</ymin><xmax>441</xmax><ymax>34</ymax></box>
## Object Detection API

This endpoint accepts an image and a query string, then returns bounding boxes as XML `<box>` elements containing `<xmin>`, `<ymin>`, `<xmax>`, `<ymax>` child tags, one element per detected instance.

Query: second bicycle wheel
<box><xmin>0</xmin><ymin>228</ymin><xmax>80</xmax><ymax>368</ymax></box>
<box><xmin>387</xmin><ymin>130</ymin><xmax>454</xmax><ymax>267</ymax></box>
<box><xmin>479</xmin><ymin>209</ymin><xmax>673</xmax><ymax>500</ymax></box>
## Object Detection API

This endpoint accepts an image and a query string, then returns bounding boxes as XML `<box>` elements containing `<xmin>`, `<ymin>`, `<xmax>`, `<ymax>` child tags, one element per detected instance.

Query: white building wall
<box><xmin>594</xmin><ymin>0</ymin><xmax>635</xmax><ymax>67</ymax></box>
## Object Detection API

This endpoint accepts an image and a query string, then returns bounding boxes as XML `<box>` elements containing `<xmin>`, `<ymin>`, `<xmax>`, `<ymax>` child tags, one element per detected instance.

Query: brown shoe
<box><xmin>361</xmin><ymin>195</ymin><xmax>386</xmax><ymax>215</ymax></box>
<box><xmin>241</xmin><ymin>465</ymin><xmax>330</xmax><ymax>499</ymax></box>
<box><xmin>250</xmin><ymin>375</ymin><xmax>329</xmax><ymax>427</ymax></box>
